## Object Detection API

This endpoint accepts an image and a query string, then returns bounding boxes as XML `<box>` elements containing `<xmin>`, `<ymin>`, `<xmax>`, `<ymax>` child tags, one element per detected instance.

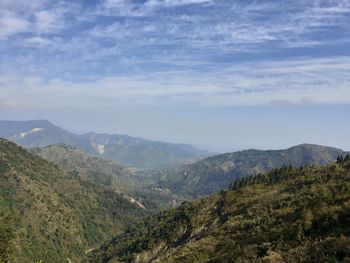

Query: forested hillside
<box><xmin>33</xmin><ymin>145</ymin><xmax>139</xmax><ymax>193</ymax></box>
<box><xmin>89</xmin><ymin>157</ymin><xmax>350</xmax><ymax>263</ymax></box>
<box><xmin>0</xmin><ymin>139</ymin><xmax>147</xmax><ymax>262</ymax></box>
<box><xmin>33</xmin><ymin>145</ymin><xmax>183</xmax><ymax>210</ymax></box>
<box><xmin>159</xmin><ymin>144</ymin><xmax>346</xmax><ymax>198</ymax></box>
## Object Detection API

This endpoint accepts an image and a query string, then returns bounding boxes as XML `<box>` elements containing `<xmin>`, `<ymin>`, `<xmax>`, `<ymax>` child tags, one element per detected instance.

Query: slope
<box><xmin>159</xmin><ymin>144</ymin><xmax>346</xmax><ymax>198</ymax></box>
<box><xmin>0</xmin><ymin>139</ymin><xmax>146</xmax><ymax>262</ymax></box>
<box><xmin>88</xmin><ymin>157</ymin><xmax>350</xmax><ymax>263</ymax></box>
<box><xmin>32</xmin><ymin>145</ymin><xmax>139</xmax><ymax>193</ymax></box>
<box><xmin>33</xmin><ymin>145</ymin><xmax>183</xmax><ymax>209</ymax></box>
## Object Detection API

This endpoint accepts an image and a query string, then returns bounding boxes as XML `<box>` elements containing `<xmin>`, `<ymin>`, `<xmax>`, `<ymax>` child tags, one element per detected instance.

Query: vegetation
<box><xmin>159</xmin><ymin>144</ymin><xmax>346</xmax><ymax>198</ymax></box>
<box><xmin>89</xmin><ymin>159</ymin><xmax>350</xmax><ymax>262</ymax></box>
<box><xmin>0</xmin><ymin>198</ymin><xmax>14</xmax><ymax>263</ymax></box>
<box><xmin>33</xmin><ymin>145</ymin><xmax>183</xmax><ymax>209</ymax></box>
<box><xmin>1</xmin><ymin>131</ymin><xmax>349</xmax><ymax>262</ymax></box>
<box><xmin>33</xmin><ymin>145</ymin><xmax>139</xmax><ymax>193</ymax></box>
<box><xmin>0</xmin><ymin>139</ymin><xmax>147</xmax><ymax>262</ymax></box>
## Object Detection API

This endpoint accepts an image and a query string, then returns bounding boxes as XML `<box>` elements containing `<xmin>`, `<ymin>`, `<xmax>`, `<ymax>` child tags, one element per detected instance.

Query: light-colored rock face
<box><xmin>16</xmin><ymin>128</ymin><xmax>44</xmax><ymax>138</ymax></box>
<box><xmin>92</xmin><ymin>143</ymin><xmax>105</xmax><ymax>155</ymax></box>
<box><xmin>221</xmin><ymin>161</ymin><xmax>235</xmax><ymax>173</ymax></box>
<box><xmin>135</xmin><ymin>242</ymin><xmax>167</xmax><ymax>263</ymax></box>
<box><xmin>128</xmin><ymin>196</ymin><xmax>147</xmax><ymax>211</ymax></box>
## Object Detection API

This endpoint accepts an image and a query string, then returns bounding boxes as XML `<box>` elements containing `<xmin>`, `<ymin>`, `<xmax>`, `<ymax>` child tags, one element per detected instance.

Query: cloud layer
<box><xmin>0</xmin><ymin>0</ymin><xmax>350</xmax><ymax>107</ymax></box>
<box><xmin>1</xmin><ymin>57</ymin><xmax>350</xmax><ymax>109</ymax></box>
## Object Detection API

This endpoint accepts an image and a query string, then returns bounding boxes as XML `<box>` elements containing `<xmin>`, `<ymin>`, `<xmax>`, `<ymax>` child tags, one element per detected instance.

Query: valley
<box><xmin>0</xmin><ymin>121</ymin><xmax>349</xmax><ymax>263</ymax></box>
<box><xmin>88</xmin><ymin>158</ymin><xmax>350</xmax><ymax>262</ymax></box>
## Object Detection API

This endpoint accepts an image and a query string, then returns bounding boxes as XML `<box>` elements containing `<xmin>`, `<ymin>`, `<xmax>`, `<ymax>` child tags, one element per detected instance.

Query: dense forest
<box><xmin>88</xmin><ymin>157</ymin><xmax>350</xmax><ymax>262</ymax></box>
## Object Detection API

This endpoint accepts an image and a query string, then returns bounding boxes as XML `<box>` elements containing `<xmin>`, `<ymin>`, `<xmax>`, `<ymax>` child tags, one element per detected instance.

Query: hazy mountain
<box><xmin>0</xmin><ymin>139</ymin><xmax>147</xmax><ymax>262</ymax></box>
<box><xmin>88</xmin><ymin>158</ymin><xmax>350</xmax><ymax>263</ymax></box>
<box><xmin>159</xmin><ymin>144</ymin><xmax>347</xmax><ymax>198</ymax></box>
<box><xmin>80</xmin><ymin>131</ymin><xmax>212</xmax><ymax>170</ymax></box>
<box><xmin>0</xmin><ymin>120</ymin><xmax>212</xmax><ymax>169</ymax></box>
<box><xmin>33</xmin><ymin>145</ymin><xmax>183</xmax><ymax>209</ymax></box>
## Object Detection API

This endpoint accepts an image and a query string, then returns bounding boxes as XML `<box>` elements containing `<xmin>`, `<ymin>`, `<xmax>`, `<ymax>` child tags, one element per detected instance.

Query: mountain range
<box><xmin>88</xmin><ymin>158</ymin><xmax>350</xmax><ymax>263</ymax></box>
<box><xmin>1</xmin><ymin>120</ymin><xmax>348</xmax><ymax>201</ymax></box>
<box><xmin>1</xmin><ymin>120</ymin><xmax>350</xmax><ymax>262</ymax></box>
<box><xmin>159</xmin><ymin>144</ymin><xmax>347</xmax><ymax>198</ymax></box>
<box><xmin>0</xmin><ymin>120</ymin><xmax>211</xmax><ymax>170</ymax></box>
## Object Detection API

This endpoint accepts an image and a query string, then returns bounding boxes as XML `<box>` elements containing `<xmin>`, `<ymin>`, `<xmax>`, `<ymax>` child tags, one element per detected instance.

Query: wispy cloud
<box><xmin>1</xmin><ymin>0</ymin><xmax>348</xmax><ymax>59</ymax></box>
<box><xmin>0</xmin><ymin>10</ymin><xmax>29</xmax><ymax>40</ymax></box>
<box><xmin>0</xmin><ymin>0</ymin><xmax>80</xmax><ymax>40</ymax></box>
<box><xmin>0</xmin><ymin>0</ymin><xmax>349</xmax><ymax>108</ymax></box>
<box><xmin>95</xmin><ymin>0</ymin><xmax>212</xmax><ymax>17</ymax></box>
<box><xmin>1</xmin><ymin>57</ymin><xmax>349</xmax><ymax>108</ymax></box>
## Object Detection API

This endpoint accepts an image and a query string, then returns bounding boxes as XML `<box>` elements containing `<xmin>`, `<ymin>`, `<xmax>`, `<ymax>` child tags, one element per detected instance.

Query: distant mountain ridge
<box><xmin>0</xmin><ymin>120</ymin><xmax>212</xmax><ymax>169</ymax></box>
<box><xmin>159</xmin><ymin>143</ymin><xmax>347</xmax><ymax>198</ymax></box>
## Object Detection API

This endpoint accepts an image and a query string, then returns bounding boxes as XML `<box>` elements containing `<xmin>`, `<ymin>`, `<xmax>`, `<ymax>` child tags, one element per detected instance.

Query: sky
<box><xmin>0</xmin><ymin>0</ymin><xmax>350</xmax><ymax>152</ymax></box>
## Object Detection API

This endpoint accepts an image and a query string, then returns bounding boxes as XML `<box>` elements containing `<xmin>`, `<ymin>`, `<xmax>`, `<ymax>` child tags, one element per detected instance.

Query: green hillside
<box><xmin>160</xmin><ymin>144</ymin><xmax>346</xmax><ymax>198</ymax></box>
<box><xmin>33</xmin><ymin>145</ymin><xmax>183</xmax><ymax>210</ymax></box>
<box><xmin>0</xmin><ymin>139</ymin><xmax>147</xmax><ymax>262</ymax></box>
<box><xmin>88</xmin><ymin>157</ymin><xmax>350</xmax><ymax>262</ymax></box>
<box><xmin>33</xmin><ymin>145</ymin><xmax>139</xmax><ymax>193</ymax></box>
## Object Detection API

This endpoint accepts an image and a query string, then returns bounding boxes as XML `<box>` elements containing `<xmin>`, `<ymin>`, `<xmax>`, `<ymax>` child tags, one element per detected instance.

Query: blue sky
<box><xmin>0</xmin><ymin>0</ymin><xmax>350</xmax><ymax>152</ymax></box>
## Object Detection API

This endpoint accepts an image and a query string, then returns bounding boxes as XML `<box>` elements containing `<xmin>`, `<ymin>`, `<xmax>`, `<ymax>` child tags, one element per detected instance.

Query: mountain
<box><xmin>87</xmin><ymin>158</ymin><xmax>350</xmax><ymax>263</ymax></box>
<box><xmin>0</xmin><ymin>120</ymin><xmax>211</xmax><ymax>169</ymax></box>
<box><xmin>32</xmin><ymin>145</ymin><xmax>139</xmax><ymax>194</ymax></box>
<box><xmin>33</xmin><ymin>145</ymin><xmax>183</xmax><ymax>209</ymax></box>
<box><xmin>159</xmin><ymin>144</ymin><xmax>347</xmax><ymax>198</ymax></box>
<box><xmin>0</xmin><ymin>139</ymin><xmax>147</xmax><ymax>262</ymax></box>
<box><xmin>80</xmin><ymin>132</ymin><xmax>212</xmax><ymax>170</ymax></box>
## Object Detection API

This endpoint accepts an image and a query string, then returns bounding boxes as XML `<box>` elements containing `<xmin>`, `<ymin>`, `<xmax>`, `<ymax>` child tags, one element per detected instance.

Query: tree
<box><xmin>344</xmin><ymin>154</ymin><xmax>350</xmax><ymax>162</ymax></box>
<box><xmin>302</xmin><ymin>209</ymin><xmax>314</xmax><ymax>231</ymax></box>
<box><xmin>0</xmin><ymin>211</ymin><xmax>14</xmax><ymax>263</ymax></box>
<box><xmin>337</xmin><ymin>155</ymin><xmax>345</xmax><ymax>163</ymax></box>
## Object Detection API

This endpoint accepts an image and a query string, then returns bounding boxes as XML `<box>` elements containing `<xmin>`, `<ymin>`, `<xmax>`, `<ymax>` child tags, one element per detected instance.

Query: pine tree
<box><xmin>337</xmin><ymin>155</ymin><xmax>344</xmax><ymax>163</ymax></box>
<box><xmin>345</xmin><ymin>154</ymin><xmax>350</xmax><ymax>162</ymax></box>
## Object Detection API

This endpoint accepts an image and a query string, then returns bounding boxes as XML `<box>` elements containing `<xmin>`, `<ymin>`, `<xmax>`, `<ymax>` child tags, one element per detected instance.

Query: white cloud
<box><xmin>97</xmin><ymin>0</ymin><xmax>212</xmax><ymax>17</ymax></box>
<box><xmin>0</xmin><ymin>1</ymin><xmax>79</xmax><ymax>40</ymax></box>
<box><xmin>1</xmin><ymin>57</ymin><xmax>349</xmax><ymax>107</ymax></box>
<box><xmin>0</xmin><ymin>10</ymin><xmax>29</xmax><ymax>39</ymax></box>
<box><xmin>145</xmin><ymin>0</ymin><xmax>212</xmax><ymax>8</ymax></box>
<box><xmin>35</xmin><ymin>10</ymin><xmax>61</xmax><ymax>33</ymax></box>
<box><xmin>80</xmin><ymin>0</ymin><xmax>350</xmax><ymax>61</ymax></box>
<box><xmin>24</xmin><ymin>36</ymin><xmax>54</xmax><ymax>46</ymax></box>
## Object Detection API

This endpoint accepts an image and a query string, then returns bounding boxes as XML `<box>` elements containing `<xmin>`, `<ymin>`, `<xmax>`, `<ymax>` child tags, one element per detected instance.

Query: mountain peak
<box><xmin>287</xmin><ymin>143</ymin><xmax>342</xmax><ymax>151</ymax></box>
<box><xmin>160</xmin><ymin>143</ymin><xmax>346</xmax><ymax>198</ymax></box>
<box><xmin>0</xmin><ymin>120</ymin><xmax>212</xmax><ymax>169</ymax></box>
